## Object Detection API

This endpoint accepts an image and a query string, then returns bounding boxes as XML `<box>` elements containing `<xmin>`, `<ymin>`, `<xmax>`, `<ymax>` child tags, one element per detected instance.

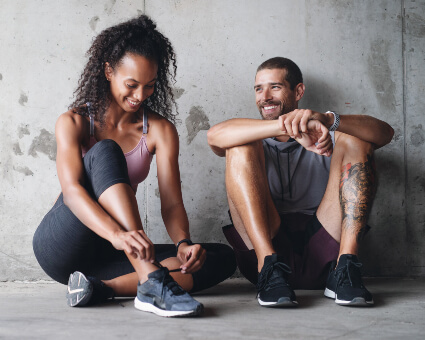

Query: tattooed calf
<box><xmin>339</xmin><ymin>153</ymin><xmax>377</xmax><ymax>240</ymax></box>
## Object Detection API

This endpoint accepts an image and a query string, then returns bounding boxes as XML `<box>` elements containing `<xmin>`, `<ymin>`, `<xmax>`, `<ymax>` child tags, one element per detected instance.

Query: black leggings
<box><xmin>33</xmin><ymin>139</ymin><xmax>236</xmax><ymax>293</ymax></box>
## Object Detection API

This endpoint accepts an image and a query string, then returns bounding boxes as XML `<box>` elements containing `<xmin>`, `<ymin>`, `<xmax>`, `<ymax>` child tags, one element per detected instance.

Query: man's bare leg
<box><xmin>317</xmin><ymin>134</ymin><xmax>376</xmax><ymax>305</ymax></box>
<box><xmin>316</xmin><ymin>134</ymin><xmax>376</xmax><ymax>256</ymax></box>
<box><xmin>225</xmin><ymin>141</ymin><xmax>280</xmax><ymax>271</ymax></box>
<box><xmin>225</xmin><ymin>141</ymin><xmax>297</xmax><ymax>307</ymax></box>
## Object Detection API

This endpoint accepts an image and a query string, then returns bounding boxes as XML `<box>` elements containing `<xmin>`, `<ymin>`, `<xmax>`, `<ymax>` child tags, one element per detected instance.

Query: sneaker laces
<box><xmin>153</xmin><ymin>261</ymin><xmax>186</xmax><ymax>302</ymax></box>
<box><xmin>336</xmin><ymin>259</ymin><xmax>363</xmax><ymax>287</ymax></box>
<box><xmin>256</xmin><ymin>261</ymin><xmax>292</xmax><ymax>294</ymax></box>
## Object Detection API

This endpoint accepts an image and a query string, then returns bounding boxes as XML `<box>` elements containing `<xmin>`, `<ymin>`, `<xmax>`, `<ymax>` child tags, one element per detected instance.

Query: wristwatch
<box><xmin>326</xmin><ymin>111</ymin><xmax>340</xmax><ymax>131</ymax></box>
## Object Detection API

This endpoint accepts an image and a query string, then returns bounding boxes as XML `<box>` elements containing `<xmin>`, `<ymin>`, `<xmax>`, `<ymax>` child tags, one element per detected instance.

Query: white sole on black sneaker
<box><xmin>324</xmin><ymin>288</ymin><xmax>336</xmax><ymax>299</ymax></box>
<box><xmin>66</xmin><ymin>271</ymin><xmax>93</xmax><ymax>307</ymax></box>
<box><xmin>134</xmin><ymin>297</ymin><xmax>202</xmax><ymax>317</ymax></box>
<box><xmin>335</xmin><ymin>296</ymin><xmax>374</xmax><ymax>306</ymax></box>
<box><xmin>258</xmin><ymin>297</ymin><xmax>298</xmax><ymax>307</ymax></box>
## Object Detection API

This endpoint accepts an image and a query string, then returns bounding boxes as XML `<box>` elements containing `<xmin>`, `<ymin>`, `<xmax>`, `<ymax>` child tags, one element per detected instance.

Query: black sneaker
<box><xmin>324</xmin><ymin>254</ymin><xmax>374</xmax><ymax>306</ymax></box>
<box><xmin>134</xmin><ymin>267</ymin><xmax>203</xmax><ymax>317</ymax></box>
<box><xmin>66</xmin><ymin>271</ymin><xmax>115</xmax><ymax>307</ymax></box>
<box><xmin>256</xmin><ymin>254</ymin><xmax>297</xmax><ymax>307</ymax></box>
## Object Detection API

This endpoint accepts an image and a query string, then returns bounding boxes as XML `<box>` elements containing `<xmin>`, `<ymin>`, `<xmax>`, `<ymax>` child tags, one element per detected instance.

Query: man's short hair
<box><xmin>257</xmin><ymin>57</ymin><xmax>303</xmax><ymax>90</ymax></box>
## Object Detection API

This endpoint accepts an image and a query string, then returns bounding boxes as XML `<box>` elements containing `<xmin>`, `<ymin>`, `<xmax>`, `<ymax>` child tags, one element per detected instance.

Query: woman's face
<box><xmin>106</xmin><ymin>53</ymin><xmax>158</xmax><ymax>113</ymax></box>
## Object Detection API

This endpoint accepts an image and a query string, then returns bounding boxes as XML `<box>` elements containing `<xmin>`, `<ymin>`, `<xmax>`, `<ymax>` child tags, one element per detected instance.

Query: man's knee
<box><xmin>225</xmin><ymin>141</ymin><xmax>264</xmax><ymax>165</ymax></box>
<box><xmin>336</xmin><ymin>134</ymin><xmax>374</xmax><ymax>159</ymax></box>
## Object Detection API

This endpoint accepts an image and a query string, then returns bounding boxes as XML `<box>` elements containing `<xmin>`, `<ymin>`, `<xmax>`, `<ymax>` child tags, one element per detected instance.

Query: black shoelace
<box><xmin>335</xmin><ymin>259</ymin><xmax>363</xmax><ymax>287</ymax></box>
<box><xmin>153</xmin><ymin>261</ymin><xmax>186</xmax><ymax>301</ymax></box>
<box><xmin>256</xmin><ymin>261</ymin><xmax>292</xmax><ymax>294</ymax></box>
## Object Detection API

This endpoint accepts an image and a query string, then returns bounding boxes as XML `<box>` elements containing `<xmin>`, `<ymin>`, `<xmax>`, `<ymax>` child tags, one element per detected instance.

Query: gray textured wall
<box><xmin>0</xmin><ymin>0</ymin><xmax>424</xmax><ymax>281</ymax></box>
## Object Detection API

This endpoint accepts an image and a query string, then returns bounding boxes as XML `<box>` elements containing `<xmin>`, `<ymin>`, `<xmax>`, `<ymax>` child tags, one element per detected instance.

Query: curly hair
<box><xmin>70</xmin><ymin>15</ymin><xmax>178</xmax><ymax>124</ymax></box>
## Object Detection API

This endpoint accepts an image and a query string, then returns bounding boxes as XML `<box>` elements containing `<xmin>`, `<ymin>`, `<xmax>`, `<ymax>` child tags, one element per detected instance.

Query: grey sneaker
<box><xmin>66</xmin><ymin>271</ymin><xmax>114</xmax><ymax>307</ymax></box>
<box><xmin>134</xmin><ymin>267</ymin><xmax>203</xmax><ymax>317</ymax></box>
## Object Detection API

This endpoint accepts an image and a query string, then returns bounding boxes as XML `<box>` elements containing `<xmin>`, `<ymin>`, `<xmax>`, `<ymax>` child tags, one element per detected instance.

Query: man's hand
<box><xmin>295</xmin><ymin>120</ymin><xmax>333</xmax><ymax>157</ymax></box>
<box><xmin>177</xmin><ymin>243</ymin><xmax>206</xmax><ymax>274</ymax></box>
<box><xmin>278</xmin><ymin>109</ymin><xmax>333</xmax><ymax>138</ymax></box>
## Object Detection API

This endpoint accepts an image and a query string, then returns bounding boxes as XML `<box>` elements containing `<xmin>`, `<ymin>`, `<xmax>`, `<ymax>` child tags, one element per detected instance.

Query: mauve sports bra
<box><xmin>81</xmin><ymin>107</ymin><xmax>153</xmax><ymax>192</ymax></box>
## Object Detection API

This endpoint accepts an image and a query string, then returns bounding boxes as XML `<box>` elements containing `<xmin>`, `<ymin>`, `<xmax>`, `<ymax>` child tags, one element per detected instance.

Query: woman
<box><xmin>33</xmin><ymin>15</ymin><xmax>236</xmax><ymax>318</ymax></box>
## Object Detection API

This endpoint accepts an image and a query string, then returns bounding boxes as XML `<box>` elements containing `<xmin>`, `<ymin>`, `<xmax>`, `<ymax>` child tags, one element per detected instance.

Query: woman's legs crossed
<box><xmin>34</xmin><ymin>139</ymin><xmax>235</xmax><ymax>295</ymax></box>
<box><xmin>103</xmin><ymin>243</ymin><xmax>236</xmax><ymax>296</ymax></box>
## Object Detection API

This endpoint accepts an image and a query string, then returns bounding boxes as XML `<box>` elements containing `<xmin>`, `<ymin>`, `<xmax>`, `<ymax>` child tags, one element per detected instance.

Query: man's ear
<box><xmin>104</xmin><ymin>62</ymin><xmax>113</xmax><ymax>81</ymax></box>
<box><xmin>295</xmin><ymin>83</ymin><xmax>305</xmax><ymax>102</ymax></box>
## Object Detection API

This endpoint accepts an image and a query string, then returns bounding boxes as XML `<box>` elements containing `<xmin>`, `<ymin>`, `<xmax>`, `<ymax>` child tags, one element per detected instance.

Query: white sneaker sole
<box><xmin>324</xmin><ymin>288</ymin><xmax>373</xmax><ymax>306</ymax></box>
<box><xmin>134</xmin><ymin>297</ymin><xmax>202</xmax><ymax>317</ymax></box>
<box><xmin>258</xmin><ymin>297</ymin><xmax>298</xmax><ymax>307</ymax></box>
<box><xmin>335</xmin><ymin>297</ymin><xmax>374</xmax><ymax>306</ymax></box>
<box><xmin>66</xmin><ymin>271</ymin><xmax>92</xmax><ymax>307</ymax></box>
<box><xmin>324</xmin><ymin>288</ymin><xmax>336</xmax><ymax>299</ymax></box>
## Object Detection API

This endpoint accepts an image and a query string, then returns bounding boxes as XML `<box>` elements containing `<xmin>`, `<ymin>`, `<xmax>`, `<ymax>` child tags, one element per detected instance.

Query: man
<box><xmin>207</xmin><ymin>57</ymin><xmax>394</xmax><ymax>307</ymax></box>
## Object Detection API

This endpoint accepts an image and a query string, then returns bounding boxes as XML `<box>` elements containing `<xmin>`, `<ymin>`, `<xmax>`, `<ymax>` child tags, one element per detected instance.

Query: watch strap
<box><xmin>327</xmin><ymin>111</ymin><xmax>340</xmax><ymax>131</ymax></box>
<box><xmin>176</xmin><ymin>239</ymin><xmax>193</xmax><ymax>251</ymax></box>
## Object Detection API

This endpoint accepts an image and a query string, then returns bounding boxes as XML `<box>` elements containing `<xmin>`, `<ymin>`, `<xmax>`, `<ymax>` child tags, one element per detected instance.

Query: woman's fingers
<box><xmin>115</xmin><ymin>230</ymin><xmax>155</xmax><ymax>262</ymax></box>
<box><xmin>179</xmin><ymin>245</ymin><xmax>206</xmax><ymax>273</ymax></box>
<box><xmin>189</xmin><ymin>250</ymin><xmax>207</xmax><ymax>272</ymax></box>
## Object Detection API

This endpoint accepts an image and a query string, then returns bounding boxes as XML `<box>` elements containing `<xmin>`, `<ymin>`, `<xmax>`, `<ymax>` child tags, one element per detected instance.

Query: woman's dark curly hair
<box><xmin>70</xmin><ymin>15</ymin><xmax>178</xmax><ymax>124</ymax></box>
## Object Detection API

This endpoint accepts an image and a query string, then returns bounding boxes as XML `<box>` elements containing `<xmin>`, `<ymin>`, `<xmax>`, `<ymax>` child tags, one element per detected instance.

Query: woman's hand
<box><xmin>111</xmin><ymin>229</ymin><xmax>155</xmax><ymax>262</ymax></box>
<box><xmin>177</xmin><ymin>243</ymin><xmax>206</xmax><ymax>274</ymax></box>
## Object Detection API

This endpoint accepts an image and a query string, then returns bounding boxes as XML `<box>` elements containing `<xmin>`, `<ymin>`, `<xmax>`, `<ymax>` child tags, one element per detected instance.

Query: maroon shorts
<box><xmin>222</xmin><ymin>213</ymin><xmax>340</xmax><ymax>290</ymax></box>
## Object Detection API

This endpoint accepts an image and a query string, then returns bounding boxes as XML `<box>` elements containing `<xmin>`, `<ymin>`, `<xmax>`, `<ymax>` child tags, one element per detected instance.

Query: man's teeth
<box><xmin>264</xmin><ymin>106</ymin><xmax>277</xmax><ymax>110</ymax></box>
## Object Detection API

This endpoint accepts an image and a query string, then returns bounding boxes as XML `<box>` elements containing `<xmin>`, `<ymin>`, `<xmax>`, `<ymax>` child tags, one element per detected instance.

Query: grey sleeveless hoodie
<box><xmin>262</xmin><ymin>132</ymin><xmax>335</xmax><ymax>215</ymax></box>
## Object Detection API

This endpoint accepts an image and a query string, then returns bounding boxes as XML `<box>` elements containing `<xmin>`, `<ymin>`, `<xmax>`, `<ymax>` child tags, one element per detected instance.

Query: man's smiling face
<box><xmin>254</xmin><ymin>68</ymin><xmax>298</xmax><ymax>120</ymax></box>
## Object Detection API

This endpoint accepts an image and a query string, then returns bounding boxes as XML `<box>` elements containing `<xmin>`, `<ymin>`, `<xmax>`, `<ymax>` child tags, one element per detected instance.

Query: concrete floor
<box><xmin>0</xmin><ymin>278</ymin><xmax>424</xmax><ymax>339</ymax></box>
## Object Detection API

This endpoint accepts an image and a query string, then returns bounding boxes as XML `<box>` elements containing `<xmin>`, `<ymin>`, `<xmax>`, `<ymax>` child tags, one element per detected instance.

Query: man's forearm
<box><xmin>207</xmin><ymin>118</ymin><xmax>285</xmax><ymax>151</ymax></box>
<box><xmin>336</xmin><ymin>114</ymin><xmax>394</xmax><ymax>149</ymax></box>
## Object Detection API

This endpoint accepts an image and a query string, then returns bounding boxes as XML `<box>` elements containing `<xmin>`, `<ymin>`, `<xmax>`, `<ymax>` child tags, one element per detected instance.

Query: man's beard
<box><xmin>258</xmin><ymin>101</ymin><xmax>293</xmax><ymax>120</ymax></box>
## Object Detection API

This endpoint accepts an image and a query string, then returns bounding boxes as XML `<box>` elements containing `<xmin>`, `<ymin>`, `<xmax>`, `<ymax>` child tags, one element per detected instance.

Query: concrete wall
<box><xmin>0</xmin><ymin>0</ymin><xmax>424</xmax><ymax>281</ymax></box>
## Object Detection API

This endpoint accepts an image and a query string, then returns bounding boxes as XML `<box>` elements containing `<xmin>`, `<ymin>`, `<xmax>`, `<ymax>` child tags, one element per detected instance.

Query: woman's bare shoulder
<box><xmin>147</xmin><ymin>110</ymin><xmax>176</xmax><ymax>132</ymax></box>
<box><xmin>56</xmin><ymin>108</ymin><xmax>89</xmax><ymax>141</ymax></box>
<box><xmin>145</xmin><ymin>110</ymin><xmax>178</xmax><ymax>153</ymax></box>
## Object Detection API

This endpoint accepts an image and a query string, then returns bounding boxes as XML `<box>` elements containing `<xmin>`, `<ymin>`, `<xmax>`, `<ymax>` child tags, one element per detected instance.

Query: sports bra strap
<box><xmin>143</xmin><ymin>109</ymin><xmax>148</xmax><ymax>134</ymax></box>
<box><xmin>89</xmin><ymin>114</ymin><xmax>95</xmax><ymax>137</ymax></box>
<box><xmin>86</xmin><ymin>102</ymin><xmax>146</xmax><ymax>136</ymax></box>
<box><xmin>86</xmin><ymin>102</ymin><xmax>95</xmax><ymax>137</ymax></box>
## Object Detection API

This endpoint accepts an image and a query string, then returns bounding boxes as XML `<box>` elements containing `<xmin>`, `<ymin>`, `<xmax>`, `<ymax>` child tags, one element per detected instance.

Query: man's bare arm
<box><xmin>281</xmin><ymin>110</ymin><xmax>394</xmax><ymax>149</ymax></box>
<box><xmin>334</xmin><ymin>114</ymin><xmax>394</xmax><ymax>149</ymax></box>
<box><xmin>207</xmin><ymin>117</ymin><xmax>333</xmax><ymax>158</ymax></box>
<box><xmin>207</xmin><ymin>118</ymin><xmax>285</xmax><ymax>157</ymax></box>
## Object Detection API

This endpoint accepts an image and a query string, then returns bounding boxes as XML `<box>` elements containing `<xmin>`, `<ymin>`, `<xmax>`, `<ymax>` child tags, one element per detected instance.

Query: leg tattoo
<box><xmin>339</xmin><ymin>153</ymin><xmax>377</xmax><ymax>240</ymax></box>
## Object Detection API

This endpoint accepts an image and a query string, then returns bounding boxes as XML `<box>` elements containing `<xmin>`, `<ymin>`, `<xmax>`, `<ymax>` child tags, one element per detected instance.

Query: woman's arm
<box><xmin>56</xmin><ymin>112</ymin><xmax>153</xmax><ymax>260</ymax></box>
<box><xmin>153</xmin><ymin>118</ymin><xmax>206</xmax><ymax>273</ymax></box>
